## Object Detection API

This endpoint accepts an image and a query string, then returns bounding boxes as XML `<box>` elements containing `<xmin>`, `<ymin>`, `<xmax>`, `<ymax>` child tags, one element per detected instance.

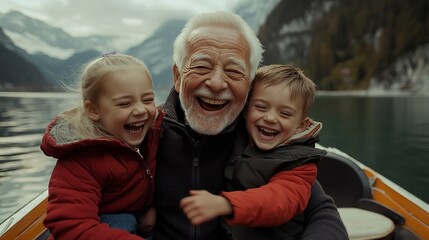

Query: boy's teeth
<box><xmin>260</xmin><ymin>127</ymin><xmax>276</xmax><ymax>133</ymax></box>
<box><xmin>258</xmin><ymin>127</ymin><xmax>279</xmax><ymax>136</ymax></box>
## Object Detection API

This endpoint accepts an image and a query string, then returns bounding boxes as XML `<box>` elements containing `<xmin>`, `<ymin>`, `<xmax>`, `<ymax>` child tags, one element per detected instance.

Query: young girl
<box><xmin>41</xmin><ymin>53</ymin><xmax>163</xmax><ymax>240</ymax></box>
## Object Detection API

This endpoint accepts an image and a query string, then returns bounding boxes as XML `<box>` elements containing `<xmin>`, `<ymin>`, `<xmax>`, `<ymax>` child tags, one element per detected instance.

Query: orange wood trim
<box><xmin>363</xmin><ymin>168</ymin><xmax>429</xmax><ymax>238</ymax></box>
<box><xmin>372</xmin><ymin>189</ymin><xmax>429</xmax><ymax>239</ymax></box>
<box><xmin>2</xmin><ymin>197</ymin><xmax>48</xmax><ymax>239</ymax></box>
<box><xmin>16</xmin><ymin>214</ymin><xmax>47</xmax><ymax>240</ymax></box>
<box><xmin>364</xmin><ymin>168</ymin><xmax>429</xmax><ymax>223</ymax></box>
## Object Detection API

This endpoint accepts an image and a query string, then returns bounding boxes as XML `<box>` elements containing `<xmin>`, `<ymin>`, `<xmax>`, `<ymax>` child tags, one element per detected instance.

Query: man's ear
<box><xmin>84</xmin><ymin>100</ymin><xmax>100</xmax><ymax>121</ymax></box>
<box><xmin>173</xmin><ymin>64</ymin><xmax>181</xmax><ymax>92</ymax></box>
<box><xmin>296</xmin><ymin>117</ymin><xmax>310</xmax><ymax>134</ymax></box>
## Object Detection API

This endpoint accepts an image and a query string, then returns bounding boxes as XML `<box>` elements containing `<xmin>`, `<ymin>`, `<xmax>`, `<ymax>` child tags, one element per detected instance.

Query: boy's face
<box><xmin>85</xmin><ymin>70</ymin><xmax>156</xmax><ymax>147</ymax></box>
<box><xmin>245</xmin><ymin>82</ymin><xmax>308</xmax><ymax>151</ymax></box>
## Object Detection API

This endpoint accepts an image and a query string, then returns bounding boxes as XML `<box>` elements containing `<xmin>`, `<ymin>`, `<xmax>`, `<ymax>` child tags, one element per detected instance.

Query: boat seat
<box><xmin>339</xmin><ymin>208</ymin><xmax>395</xmax><ymax>240</ymax></box>
<box><xmin>317</xmin><ymin>151</ymin><xmax>398</xmax><ymax>240</ymax></box>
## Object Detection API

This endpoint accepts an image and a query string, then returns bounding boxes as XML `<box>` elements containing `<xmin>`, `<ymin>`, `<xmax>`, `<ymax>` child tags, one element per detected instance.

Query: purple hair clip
<box><xmin>102</xmin><ymin>51</ymin><xmax>116</xmax><ymax>57</ymax></box>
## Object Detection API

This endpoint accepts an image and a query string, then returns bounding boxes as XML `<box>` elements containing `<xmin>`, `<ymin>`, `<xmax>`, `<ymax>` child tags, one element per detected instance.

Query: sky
<box><xmin>0</xmin><ymin>0</ymin><xmax>242</xmax><ymax>44</ymax></box>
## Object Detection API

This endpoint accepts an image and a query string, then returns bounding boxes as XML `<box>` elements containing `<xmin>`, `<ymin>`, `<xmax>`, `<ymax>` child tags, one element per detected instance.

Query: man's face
<box><xmin>174</xmin><ymin>26</ymin><xmax>251</xmax><ymax>135</ymax></box>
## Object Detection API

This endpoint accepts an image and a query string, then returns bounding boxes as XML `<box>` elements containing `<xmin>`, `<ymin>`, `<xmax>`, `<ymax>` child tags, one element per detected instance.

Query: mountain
<box><xmin>0</xmin><ymin>10</ymin><xmax>105</xmax><ymax>89</ymax></box>
<box><xmin>0</xmin><ymin>28</ymin><xmax>54</xmax><ymax>91</ymax></box>
<box><xmin>234</xmin><ymin>0</ymin><xmax>281</xmax><ymax>32</ymax></box>
<box><xmin>126</xmin><ymin>20</ymin><xmax>187</xmax><ymax>94</ymax></box>
<box><xmin>258</xmin><ymin>0</ymin><xmax>429</xmax><ymax>92</ymax></box>
<box><xmin>0</xmin><ymin>10</ymin><xmax>122</xmax><ymax>60</ymax></box>
<box><xmin>25</xmin><ymin>50</ymin><xmax>101</xmax><ymax>88</ymax></box>
<box><xmin>0</xmin><ymin>10</ymin><xmax>185</xmax><ymax>94</ymax></box>
<box><xmin>3</xmin><ymin>0</ymin><xmax>427</xmax><ymax>94</ymax></box>
<box><xmin>0</xmin><ymin>2</ymin><xmax>295</xmax><ymax>94</ymax></box>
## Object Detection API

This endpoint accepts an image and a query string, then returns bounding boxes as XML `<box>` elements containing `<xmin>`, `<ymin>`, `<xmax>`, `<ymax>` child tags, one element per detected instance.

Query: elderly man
<box><xmin>153</xmin><ymin>11</ymin><xmax>347</xmax><ymax>240</ymax></box>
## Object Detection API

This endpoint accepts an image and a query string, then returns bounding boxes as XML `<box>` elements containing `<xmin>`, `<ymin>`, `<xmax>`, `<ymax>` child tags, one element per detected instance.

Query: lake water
<box><xmin>311</xmin><ymin>94</ymin><xmax>429</xmax><ymax>204</ymax></box>
<box><xmin>0</xmin><ymin>91</ymin><xmax>428</xmax><ymax>224</ymax></box>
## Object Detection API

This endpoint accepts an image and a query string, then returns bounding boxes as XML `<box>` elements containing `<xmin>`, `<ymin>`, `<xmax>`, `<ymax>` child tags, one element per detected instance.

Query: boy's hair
<box><xmin>250</xmin><ymin>64</ymin><xmax>316</xmax><ymax>118</ymax></box>
<box><xmin>173</xmin><ymin>11</ymin><xmax>264</xmax><ymax>80</ymax></box>
<box><xmin>55</xmin><ymin>54</ymin><xmax>152</xmax><ymax>143</ymax></box>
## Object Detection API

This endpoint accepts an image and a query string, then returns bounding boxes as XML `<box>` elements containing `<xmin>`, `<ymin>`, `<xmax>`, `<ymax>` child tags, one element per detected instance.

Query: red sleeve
<box><xmin>44</xmin><ymin>154</ymin><xmax>144</xmax><ymax>240</ymax></box>
<box><xmin>221</xmin><ymin>163</ymin><xmax>317</xmax><ymax>227</ymax></box>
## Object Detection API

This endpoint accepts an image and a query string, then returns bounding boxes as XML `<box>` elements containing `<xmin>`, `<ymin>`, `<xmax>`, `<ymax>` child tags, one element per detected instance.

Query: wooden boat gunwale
<box><xmin>0</xmin><ymin>190</ymin><xmax>48</xmax><ymax>239</ymax></box>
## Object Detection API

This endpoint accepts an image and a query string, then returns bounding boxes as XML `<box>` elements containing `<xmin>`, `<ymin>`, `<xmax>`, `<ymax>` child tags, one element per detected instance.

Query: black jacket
<box><xmin>154</xmin><ymin>89</ymin><xmax>236</xmax><ymax>240</ymax></box>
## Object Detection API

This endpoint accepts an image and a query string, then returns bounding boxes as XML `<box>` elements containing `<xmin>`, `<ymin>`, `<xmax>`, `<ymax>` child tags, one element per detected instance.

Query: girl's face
<box><xmin>86</xmin><ymin>69</ymin><xmax>156</xmax><ymax>147</ymax></box>
<box><xmin>245</xmin><ymin>83</ymin><xmax>308</xmax><ymax>151</ymax></box>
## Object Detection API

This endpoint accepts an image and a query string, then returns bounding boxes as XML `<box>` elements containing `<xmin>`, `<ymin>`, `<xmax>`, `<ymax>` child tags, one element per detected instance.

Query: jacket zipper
<box><xmin>167</xmin><ymin>119</ymin><xmax>204</xmax><ymax>240</ymax></box>
<box><xmin>192</xmin><ymin>140</ymin><xmax>201</xmax><ymax>240</ymax></box>
<box><xmin>135</xmin><ymin>147</ymin><xmax>153</xmax><ymax>179</ymax></box>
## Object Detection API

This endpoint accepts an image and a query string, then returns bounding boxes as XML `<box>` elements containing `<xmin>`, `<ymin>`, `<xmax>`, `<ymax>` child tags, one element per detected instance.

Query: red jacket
<box><xmin>41</xmin><ymin>109</ymin><xmax>163</xmax><ymax>240</ymax></box>
<box><xmin>222</xmin><ymin>164</ymin><xmax>316</xmax><ymax>227</ymax></box>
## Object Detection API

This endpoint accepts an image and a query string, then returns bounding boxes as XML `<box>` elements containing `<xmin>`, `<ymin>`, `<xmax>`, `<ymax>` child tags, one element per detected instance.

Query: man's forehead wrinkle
<box><xmin>190</xmin><ymin>38</ymin><xmax>233</xmax><ymax>49</ymax></box>
<box><xmin>190</xmin><ymin>53</ymin><xmax>210</xmax><ymax>62</ymax></box>
<box><xmin>189</xmin><ymin>51</ymin><xmax>245</xmax><ymax>64</ymax></box>
<box><xmin>189</xmin><ymin>26</ymin><xmax>242</xmax><ymax>42</ymax></box>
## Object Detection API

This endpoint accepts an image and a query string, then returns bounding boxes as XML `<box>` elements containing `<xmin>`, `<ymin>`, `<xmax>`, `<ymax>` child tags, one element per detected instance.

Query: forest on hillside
<box><xmin>260</xmin><ymin>0</ymin><xmax>429</xmax><ymax>90</ymax></box>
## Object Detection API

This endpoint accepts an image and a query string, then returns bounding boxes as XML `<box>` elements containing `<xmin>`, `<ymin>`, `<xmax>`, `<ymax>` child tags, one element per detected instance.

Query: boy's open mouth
<box><xmin>258</xmin><ymin>126</ymin><xmax>279</xmax><ymax>137</ymax></box>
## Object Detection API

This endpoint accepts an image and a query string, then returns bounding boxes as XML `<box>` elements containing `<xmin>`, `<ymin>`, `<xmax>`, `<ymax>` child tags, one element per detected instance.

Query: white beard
<box><xmin>178</xmin><ymin>86</ymin><xmax>245</xmax><ymax>135</ymax></box>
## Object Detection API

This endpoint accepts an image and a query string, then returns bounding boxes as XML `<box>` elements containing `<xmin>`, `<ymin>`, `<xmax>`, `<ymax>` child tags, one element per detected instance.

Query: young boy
<box><xmin>180</xmin><ymin>64</ymin><xmax>326</xmax><ymax>239</ymax></box>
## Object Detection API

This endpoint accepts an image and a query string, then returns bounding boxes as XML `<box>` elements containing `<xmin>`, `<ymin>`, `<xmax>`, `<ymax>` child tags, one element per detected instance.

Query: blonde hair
<box><xmin>251</xmin><ymin>64</ymin><xmax>316</xmax><ymax>118</ymax></box>
<box><xmin>173</xmin><ymin>11</ymin><xmax>264</xmax><ymax>80</ymax></box>
<box><xmin>55</xmin><ymin>54</ymin><xmax>152</xmax><ymax>143</ymax></box>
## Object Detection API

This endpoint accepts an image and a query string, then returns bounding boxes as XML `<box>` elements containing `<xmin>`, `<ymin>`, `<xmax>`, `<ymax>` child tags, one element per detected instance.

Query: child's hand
<box><xmin>138</xmin><ymin>207</ymin><xmax>156</xmax><ymax>233</ymax></box>
<box><xmin>180</xmin><ymin>190</ymin><xmax>232</xmax><ymax>225</ymax></box>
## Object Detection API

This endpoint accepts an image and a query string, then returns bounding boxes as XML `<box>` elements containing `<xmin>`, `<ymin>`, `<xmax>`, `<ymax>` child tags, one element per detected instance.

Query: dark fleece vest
<box><xmin>224</xmin><ymin>139</ymin><xmax>326</xmax><ymax>240</ymax></box>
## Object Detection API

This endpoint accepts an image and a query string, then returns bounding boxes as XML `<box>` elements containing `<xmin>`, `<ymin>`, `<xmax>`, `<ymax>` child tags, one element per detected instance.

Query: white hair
<box><xmin>173</xmin><ymin>11</ymin><xmax>264</xmax><ymax>80</ymax></box>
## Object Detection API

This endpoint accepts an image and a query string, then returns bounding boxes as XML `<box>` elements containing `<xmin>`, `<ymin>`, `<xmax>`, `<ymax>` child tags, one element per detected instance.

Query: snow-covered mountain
<box><xmin>258</xmin><ymin>0</ymin><xmax>429</xmax><ymax>95</ymax></box>
<box><xmin>0</xmin><ymin>11</ymin><xmax>127</xmax><ymax>60</ymax></box>
<box><xmin>234</xmin><ymin>0</ymin><xmax>281</xmax><ymax>32</ymax></box>
<box><xmin>6</xmin><ymin>0</ymin><xmax>426</xmax><ymax>95</ymax></box>
<box><xmin>0</xmin><ymin>2</ymin><xmax>279</xmax><ymax>95</ymax></box>
<box><xmin>126</xmin><ymin>20</ymin><xmax>186</xmax><ymax>94</ymax></box>
<box><xmin>0</xmin><ymin>27</ymin><xmax>54</xmax><ymax>91</ymax></box>
<box><xmin>369</xmin><ymin>43</ymin><xmax>429</xmax><ymax>94</ymax></box>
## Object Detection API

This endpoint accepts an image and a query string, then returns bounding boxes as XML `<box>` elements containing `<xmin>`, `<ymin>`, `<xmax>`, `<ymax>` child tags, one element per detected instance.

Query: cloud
<box><xmin>0</xmin><ymin>0</ymin><xmax>241</xmax><ymax>43</ymax></box>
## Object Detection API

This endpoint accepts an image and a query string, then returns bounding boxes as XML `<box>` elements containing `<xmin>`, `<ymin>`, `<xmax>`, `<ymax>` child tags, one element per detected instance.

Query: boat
<box><xmin>316</xmin><ymin>145</ymin><xmax>429</xmax><ymax>240</ymax></box>
<box><xmin>0</xmin><ymin>145</ymin><xmax>428</xmax><ymax>240</ymax></box>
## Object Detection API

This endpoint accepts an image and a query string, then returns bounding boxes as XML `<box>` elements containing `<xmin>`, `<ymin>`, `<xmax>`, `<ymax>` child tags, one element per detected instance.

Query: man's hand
<box><xmin>180</xmin><ymin>190</ymin><xmax>232</xmax><ymax>225</ymax></box>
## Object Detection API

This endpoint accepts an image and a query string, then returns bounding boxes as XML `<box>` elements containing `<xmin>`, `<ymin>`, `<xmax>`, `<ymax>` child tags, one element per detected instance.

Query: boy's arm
<box><xmin>221</xmin><ymin>163</ymin><xmax>317</xmax><ymax>227</ymax></box>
